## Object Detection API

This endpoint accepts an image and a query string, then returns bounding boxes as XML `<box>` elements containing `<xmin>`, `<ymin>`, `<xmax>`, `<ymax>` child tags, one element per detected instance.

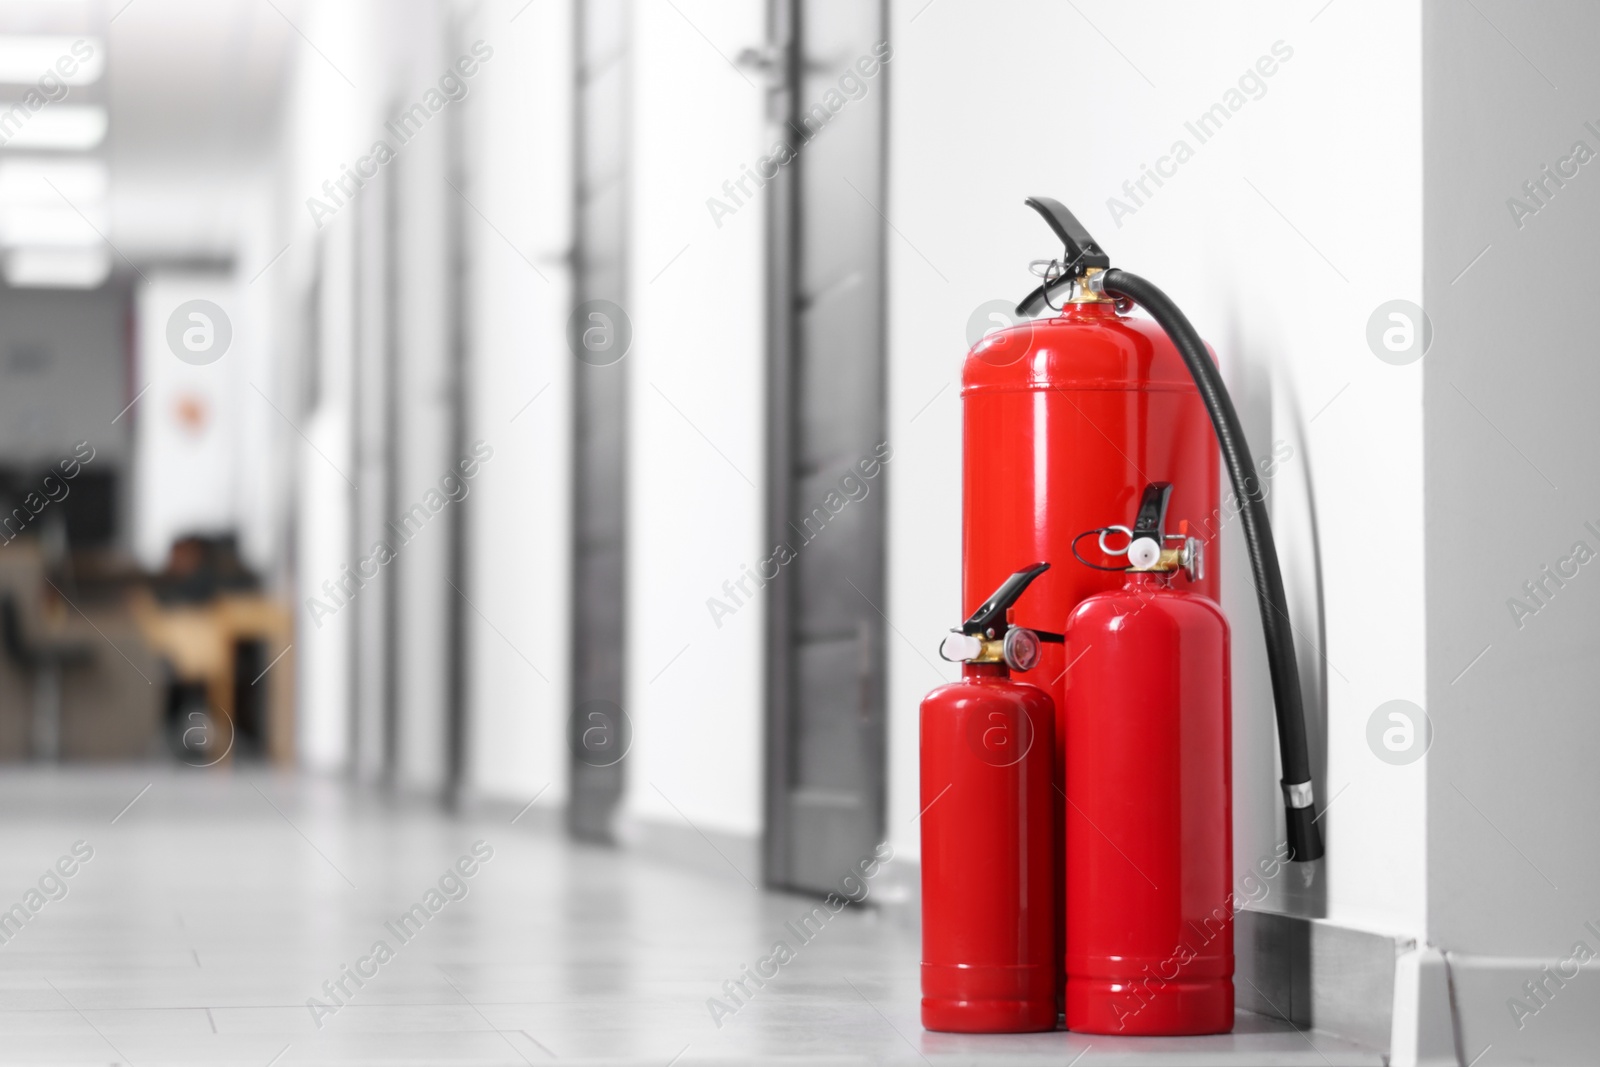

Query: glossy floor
<box><xmin>0</xmin><ymin>769</ymin><xmax>1382</xmax><ymax>1065</ymax></box>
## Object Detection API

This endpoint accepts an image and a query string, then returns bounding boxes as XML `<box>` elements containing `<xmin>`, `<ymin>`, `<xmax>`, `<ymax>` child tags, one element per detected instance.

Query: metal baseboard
<box><xmin>1448</xmin><ymin>951</ymin><xmax>1600</xmax><ymax>1066</ymax></box>
<box><xmin>1236</xmin><ymin>908</ymin><xmax>1405</xmax><ymax>1054</ymax></box>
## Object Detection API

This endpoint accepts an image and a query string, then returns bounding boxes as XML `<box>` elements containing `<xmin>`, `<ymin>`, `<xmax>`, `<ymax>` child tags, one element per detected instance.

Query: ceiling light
<box><xmin>0</xmin><ymin>202</ymin><xmax>105</xmax><ymax>246</ymax></box>
<box><xmin>0</xmin><ymin>156</ymin><xmax>105</xmax><ymax>200</ymax></box>
<box><xmin>0</xmin><ymin>35</ymin><xmax>103</xmax><ymax>86</ymax></box>
<box><xmin>0</xmin><ymin>104</ymin><xmax>106</xmax><ymax>149</ymax></box>
<box><xmin>4</xmin><ymin>246</ymin><xmax>110</xmax><ymax>289</ymax></box>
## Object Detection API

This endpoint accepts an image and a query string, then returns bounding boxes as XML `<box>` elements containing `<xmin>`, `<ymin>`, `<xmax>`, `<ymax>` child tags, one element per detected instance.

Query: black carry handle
<box><xmin>1015</xmin><ymin>196</ymin><xmax>1111</xmax><ymax>316</ymax></box>
<box><xmin>962</xmin><ymin>562</ymin><xmax>1050</xmax><ymax>636</ymax></box>
<box><xmin>1025</xmin><ymin>196</ymin><xmax>1110</xmax><ymax>272</ymax></box>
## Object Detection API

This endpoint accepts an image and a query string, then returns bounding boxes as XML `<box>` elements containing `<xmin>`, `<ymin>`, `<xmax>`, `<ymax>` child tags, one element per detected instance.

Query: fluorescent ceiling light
<box><xmin>0</xmin><ymin>104</ymin><xmax>106</xmax><ymax>149</ymax></box>
<box><xmin>0</xmin><ymin>35</ymin><xmax>103</xmax><ymax>86</ymax></box>
<box><xmin>0</xmin><ymin>201</ymin><xmax>105</xmax><ymax>246</ymax></box>
<box><xmin>0</xmin><ymin>156</ymin><xmax>105</xmax><ymax>200</ymax></box>
<box><xmin>5</xmin><ymin>246</ymin><xmax>110</xmax><ymax>289</ymax></box>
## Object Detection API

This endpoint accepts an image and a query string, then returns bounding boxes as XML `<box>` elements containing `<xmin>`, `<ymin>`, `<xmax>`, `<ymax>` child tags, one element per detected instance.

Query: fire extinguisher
<box><xmin>920</xmin><ymin>563</ymin><xmax>1058</xmax><ymax>1033</ymax></box>
<box><xmin>929</xmin><ymin>196</ymin><xmax>1324</xmax><ymax>1035</ymax></box>
<box><xmin>962</xmin><ymin>196</ymin><xmax>1323</xmax><ymax>865</ymax></box>
<box><xmin>1063</xmin><ymin>482</ymin><xmax>1233</xmax><ymax>1035</ymax></box>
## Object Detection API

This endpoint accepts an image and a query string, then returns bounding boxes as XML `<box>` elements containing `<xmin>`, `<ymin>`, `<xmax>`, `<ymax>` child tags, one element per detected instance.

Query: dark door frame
<box><xmin>761</xmin><ymin>0</ymin><xmax>891</xmax><ymax>893</ymax></box>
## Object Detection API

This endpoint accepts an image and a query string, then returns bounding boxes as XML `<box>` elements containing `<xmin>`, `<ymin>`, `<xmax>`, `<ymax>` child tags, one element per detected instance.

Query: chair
<box><xmin>0</xmin><ymin>587</ymin><xmax>95</xmax><ymax>761</ymax></box>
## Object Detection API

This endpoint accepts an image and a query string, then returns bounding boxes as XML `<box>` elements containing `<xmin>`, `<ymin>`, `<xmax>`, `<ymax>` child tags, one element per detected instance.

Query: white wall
<box><xmin>1423</xmin><ymin>1</ymin><xmax>1600</xmax><ymax>1058</ymax></box>
<box><xmin>455</xmin><ymin>0</ymin><xmax>770</xmax><ymax>838</ymax></box>
<box><xmin>131</xmin><ymin>274</ymin><xmax>243</xmax><ymax>569</ymax></box>
<box><xmin>295</xmin><ymin>214</ymin><xmax>356</xmax><ymax>770</ymax></box>
<box><xmin>386</xmin><ymin>6</ymin><xmax>458</xmax><ymax>793</ymax></box>
<box><xmin>278</xmin><ymin>0</ymin><xmax>440</xmax><ymax>774</ymax></box>
<box><xmin>461</xmin><ymin>0</ymin><xmax>575</xmax><ymax>808</ymax></box>
<box><xmin>883</xmin><ymin>0</ymin><xmax>1427</xmax><ymax>941</ymax></box>
<box><xmin>278</xmin><ymin>0</ymin><xmax>366</xmax><ymax>771</ymax></box>
<box><xmin>1424</xmin><ymin>0</ymin><xmax>1599</xmax><ymax>959</ymax></box>
<box><xmin>272</xmin><ymin>0</ymin><xmax>599</xmax><ymax>795</ymax></box>
<box><xmin>622</xmin><ymin>0</ymin><xmax>767</xmax><ymax>838</ymax></box>
<box><xmin>233</xmin><ymin>179</ymin><xmax>288</xmax><ymax>582</ymax></box>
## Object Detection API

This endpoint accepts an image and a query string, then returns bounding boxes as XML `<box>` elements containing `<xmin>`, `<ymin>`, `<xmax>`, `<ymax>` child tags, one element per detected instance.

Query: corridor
<box><xmin>0</xmin><ymin>0</ymin><xmax>1590</xmax><ymax>1060</ymax></box>
<box><xmin>0</xmin><ymin>771</ymin><xmax>1379</xmax><ymax>1065</ymax></box>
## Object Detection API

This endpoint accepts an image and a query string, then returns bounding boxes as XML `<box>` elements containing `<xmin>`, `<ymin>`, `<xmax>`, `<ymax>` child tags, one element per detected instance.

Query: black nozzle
<box><xmin>962</xmin><ymin>562</ymin><xmax>1050</xmax><ymax>636</ymax></box>
<box><xmin>1016</xmin><ymin>196</ymin><xmax>1111</xmax><ymax>316</ymax></box>
<box><xmin>1284</xmin><ymin>800</ymin><xmax>1325</xmax><ymax>863</ymax></box>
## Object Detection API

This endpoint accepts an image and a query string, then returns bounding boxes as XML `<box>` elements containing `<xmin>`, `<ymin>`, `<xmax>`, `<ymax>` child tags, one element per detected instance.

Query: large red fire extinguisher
<box><xmin>994</xmin><ymin>196</ymin><xmax>1321</xmax><ymax>864</ymax></box>
<box><xmin>920</xmin><ymin>563</ymin><xmax>1058</xmax><ymax>1033</ymax></box>
<box><xmin>961</xmin><ymin>197</ymin><xmax>1322</xmax><ymax>863</ymax></box>
<box><xmin>1063</xmin><ymin>482</ymin><xmax>1234</xmax><ymax>1034</ymax></box>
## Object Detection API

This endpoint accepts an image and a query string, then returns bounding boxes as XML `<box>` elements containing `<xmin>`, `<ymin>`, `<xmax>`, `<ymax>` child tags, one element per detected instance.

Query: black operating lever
<box><xmin>1015</xmin><ymin>196</ymin><xmax>1111</xmax><ymax>316</ymax></box>
<box><xmin>962</xmin><ymin>562</ymin><xmax>1052</xmax><ymax>637</ymax></box>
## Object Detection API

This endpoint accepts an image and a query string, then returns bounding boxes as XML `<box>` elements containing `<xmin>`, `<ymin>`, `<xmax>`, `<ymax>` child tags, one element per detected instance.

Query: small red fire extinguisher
<box><xmin>920</xmin><ymin>563</ymin><xmax>1058</xmax><ymax>1033</ymax></box>
<box><xmin>1063</xmin><ymin>483</ymin><xmax>1232</xmax><ymax>1035</ymax></box>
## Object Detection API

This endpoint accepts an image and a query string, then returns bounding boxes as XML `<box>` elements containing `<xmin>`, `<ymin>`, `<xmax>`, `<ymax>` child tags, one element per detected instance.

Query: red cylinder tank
<box><xmin>1062</xmin><ymin>571</ymin><xmax>1233</xmax><ymax>1035</ymax></box>
<box><xmin>962</xmin><ymin>298</ymin><xmax>1221</xmax><ymax>719</ymax></box>
<box><xmin>920</xmin><ymin>661</ymin><xmax>1056</xmax><ymax>1033</ymax></box>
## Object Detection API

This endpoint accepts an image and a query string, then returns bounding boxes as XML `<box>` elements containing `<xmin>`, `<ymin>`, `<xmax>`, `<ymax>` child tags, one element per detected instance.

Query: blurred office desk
<box><xmin>130</xmin><ymin>589</ymin><xmax>294</xmax><ymax>765</ymax></box>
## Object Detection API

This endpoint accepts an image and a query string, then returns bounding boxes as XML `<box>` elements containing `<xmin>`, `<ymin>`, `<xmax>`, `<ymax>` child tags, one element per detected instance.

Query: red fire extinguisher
<box><xmin>1063</xmin><ymin>482</ymin><xmax>1234</xmax><ymax>1035</ymax></box>
<box><xmin>925</xmin><ymin>196</ymin><xmax>1324</xmax><ymax>1034</ymax></box>
<box><xmin>920</xmin><ymin>563</ymin><xmax>1058</xmax><ymax>1033</ymax></box>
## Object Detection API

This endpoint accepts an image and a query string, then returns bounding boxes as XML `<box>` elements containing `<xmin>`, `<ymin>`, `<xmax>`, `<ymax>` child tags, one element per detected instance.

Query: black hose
<box><xmin>1101</xmin><ymin>269</ymin><xmax>1324</xmax><ymax>863</ymax></box>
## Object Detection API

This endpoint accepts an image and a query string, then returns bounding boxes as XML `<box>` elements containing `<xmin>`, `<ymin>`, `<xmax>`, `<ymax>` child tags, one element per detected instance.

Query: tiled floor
<box><xmin>0</xmin><ymin>769</ymin><xmax>1384</xmax><ymax>1065</ymax></box>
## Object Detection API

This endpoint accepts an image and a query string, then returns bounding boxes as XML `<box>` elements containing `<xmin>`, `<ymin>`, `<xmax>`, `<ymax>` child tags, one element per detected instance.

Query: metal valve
<box><xmin>1071</xmin><ymin>482</ymin><xmax>1206</xmax><ymax>582</ymax></box>
<box><xmin>1178</xmin><ymin>535</ymin><xmax>1204</xmax><ymax>582</ymax></box>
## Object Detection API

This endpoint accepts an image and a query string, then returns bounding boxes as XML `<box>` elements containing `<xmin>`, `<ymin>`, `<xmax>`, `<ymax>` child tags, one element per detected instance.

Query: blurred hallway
<box><xmin>0</xmin><ymin>770</ymin><xmax>1380</xmax><ymax>1065</ymax></box>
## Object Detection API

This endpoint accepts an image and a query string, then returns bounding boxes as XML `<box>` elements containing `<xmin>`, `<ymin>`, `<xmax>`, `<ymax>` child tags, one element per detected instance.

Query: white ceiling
<box><xmin>0</xmin><ymin>0</ymin><xmax>305</xmax><ymax>261</ymax></box>
<box><xmin>104</xmin><ymin>0</ymin><xmax>299</xmax><ymax>171</ymax></box>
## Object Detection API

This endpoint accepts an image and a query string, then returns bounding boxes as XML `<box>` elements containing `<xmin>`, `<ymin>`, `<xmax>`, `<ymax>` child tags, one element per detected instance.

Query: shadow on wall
<box><xmin>1219</xmin><ymin>305</ymin><xmax>1328</xmax><ymax>922</ymax></box>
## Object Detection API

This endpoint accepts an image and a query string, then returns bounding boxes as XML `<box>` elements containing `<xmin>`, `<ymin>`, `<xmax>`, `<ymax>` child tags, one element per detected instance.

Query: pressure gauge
<box><xmin>1002</xmin><ymin>627</ymin><xmax>1043</xmax><ymax>672</ymax></box>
